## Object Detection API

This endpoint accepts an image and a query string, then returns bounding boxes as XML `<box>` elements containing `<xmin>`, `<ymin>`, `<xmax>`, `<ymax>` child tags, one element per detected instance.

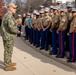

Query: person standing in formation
<box><xmin>16</xmin><ymin>14</ymin><xmax>22</xmax><ymax>37</ymax></box>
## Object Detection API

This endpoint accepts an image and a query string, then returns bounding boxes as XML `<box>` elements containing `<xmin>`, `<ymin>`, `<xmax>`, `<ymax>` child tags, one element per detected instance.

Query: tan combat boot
<box><xmin>4</xmin><ymin>66</ymin><xmax>16</xmax><ymax>71</ymax></box>
<box><xmin>10</xmin><ymin>63</ymin><xmax>16</xmax><ymax>66</ymax></box>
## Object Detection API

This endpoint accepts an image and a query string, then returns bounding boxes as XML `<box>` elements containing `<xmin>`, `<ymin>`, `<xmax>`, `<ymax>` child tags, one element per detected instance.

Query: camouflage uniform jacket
<box><xmin>1</xmin><ymin>12</ymin><xmax>18</xmax><ymax>40</ymax></box>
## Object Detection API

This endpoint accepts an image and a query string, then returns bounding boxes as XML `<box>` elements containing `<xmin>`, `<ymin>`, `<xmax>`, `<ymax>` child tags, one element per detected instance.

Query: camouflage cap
<box><xmin>7</xmin><ymin>2</ymin><xmax>17</xmax><ymax>8</ymax></box>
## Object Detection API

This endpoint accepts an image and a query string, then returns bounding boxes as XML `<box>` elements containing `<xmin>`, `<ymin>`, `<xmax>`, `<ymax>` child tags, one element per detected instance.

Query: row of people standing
<box><xmin>24</xmin><ymin>3</ymin><xmax>76</xmax><ymax>62</ymax></box>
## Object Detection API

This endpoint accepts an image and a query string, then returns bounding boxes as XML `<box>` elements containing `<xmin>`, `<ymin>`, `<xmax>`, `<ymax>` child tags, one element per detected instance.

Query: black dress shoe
<box><xmin>40</xmin><ymin>48</ymin><xmax>44</xmax><ymax>50</ymax></box>
<box><xmin>36</xmin><ymin>46</ymin><xmax>40</xmax><ymax>48</ymax></box>
<box><xmin>49</xmin><ymin>52</ymin><xmax>57</xmax><ymax>55</ymax></box>
<box><xmin>56</xmin><ymin>55</ymin><xmax>60</xmax><ymax>58</ymax></box>
<box><xmin>56</xmin><ymin>55</ymin><xmax>64</xmax><ymax>58</ymax></box>
<box><xmin>67</xmin><ymin>57</ymin><xmax>70</xmax><ymax>59</ymax></box>
<box><xmin>67</xmin><ymin>60</ymin><xmax>75</xmax><ymax>62</ymax></box>
<box><xmin>49</xmin><ymin>52</ymin><xmax>54</xmax><ymax>55</ymax></box>
<box><xmin>45</xmin><ymin>48</ymin><xmax>48</xmax><ymax>51</ymax></box>
<box><xmin>33</xmin><ymin>44</ymin><xmax>35</xmax><ymax>46</ymax></box>
<box><xmin>30</xmin><ymin>42</ymin><xmax>32</xmax><ymax>44</ymax></box>
<box><xmin>24</xmin><ymin>38</ymin><xmax>28</xmax><ymax>40</ymax></box>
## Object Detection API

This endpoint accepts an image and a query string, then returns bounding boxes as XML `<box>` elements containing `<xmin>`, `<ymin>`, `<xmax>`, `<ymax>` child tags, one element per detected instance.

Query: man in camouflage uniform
<box><xmin>1</xmin><ymin>3</ymin><xmax>19</xmax><ymax>71</ymax></box>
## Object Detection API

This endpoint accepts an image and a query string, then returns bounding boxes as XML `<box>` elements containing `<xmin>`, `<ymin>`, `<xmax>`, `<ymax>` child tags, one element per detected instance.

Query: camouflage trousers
<box><xmin>3</xmin><ymin>39</ymin><xmax>14</xmax><ymax>67</ymax></box>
